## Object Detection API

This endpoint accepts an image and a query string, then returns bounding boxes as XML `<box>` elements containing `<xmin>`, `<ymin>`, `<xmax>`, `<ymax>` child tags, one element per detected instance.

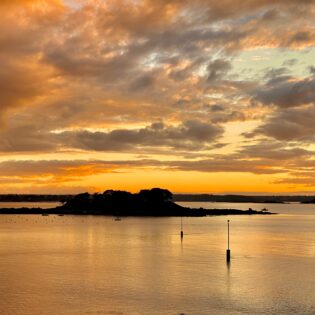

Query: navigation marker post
<box><xmin>226</xmin><ymin>220</ymin><xmax>231</xmax><ymax>262</ymax></box>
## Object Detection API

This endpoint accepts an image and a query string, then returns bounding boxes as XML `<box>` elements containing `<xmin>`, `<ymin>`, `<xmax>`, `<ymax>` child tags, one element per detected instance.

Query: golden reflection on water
<box><xmin>0</xmin><ymin>206</ymin><xmax>315</xmax><ymax>314</ymax></box>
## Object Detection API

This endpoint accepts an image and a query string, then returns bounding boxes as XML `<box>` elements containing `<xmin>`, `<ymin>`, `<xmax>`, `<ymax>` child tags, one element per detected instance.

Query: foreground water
<box><xmin>0</xmin><ymin>202</ymin><xmax>314</xmax><ymax>314</ymax></box>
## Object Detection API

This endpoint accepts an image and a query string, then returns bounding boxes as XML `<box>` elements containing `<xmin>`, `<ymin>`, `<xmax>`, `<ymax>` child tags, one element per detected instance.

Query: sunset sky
<box><xmin>1</xmin><ymin>0</ymin><xmax>315</xmax><ymax>194</ymax></box>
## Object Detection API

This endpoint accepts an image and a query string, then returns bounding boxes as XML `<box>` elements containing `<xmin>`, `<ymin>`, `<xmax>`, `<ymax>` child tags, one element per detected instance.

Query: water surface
<box><xmin>0</xmin><ymin>202</ymin><xmax>314</xmax><ymax>314</ymax></box>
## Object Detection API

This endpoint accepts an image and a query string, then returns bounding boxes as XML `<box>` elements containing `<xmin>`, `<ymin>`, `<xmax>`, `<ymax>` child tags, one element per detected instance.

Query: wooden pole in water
<box><xmin>180</xmin><ymin>216</ymin><xmax>183</xmax><ymax>239</ymax></box>
<box><xmin>226</xmin><ymin>220</ymin><xmax>230</xmax><ymax>262</ymax></box>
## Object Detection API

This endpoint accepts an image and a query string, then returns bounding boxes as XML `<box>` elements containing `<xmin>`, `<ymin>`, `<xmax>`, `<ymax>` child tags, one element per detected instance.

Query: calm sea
<box><xmin>0</xmin><ymin>202</ymin><xmax>314</xmax><ymax>314</ymax></box>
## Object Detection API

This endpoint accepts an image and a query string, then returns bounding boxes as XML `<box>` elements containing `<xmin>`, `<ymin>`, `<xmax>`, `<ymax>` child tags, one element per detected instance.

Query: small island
<box><xmin>0</xmin><ymin>188</ymin><xmax>274</xmax><ymax>216</ymax></box>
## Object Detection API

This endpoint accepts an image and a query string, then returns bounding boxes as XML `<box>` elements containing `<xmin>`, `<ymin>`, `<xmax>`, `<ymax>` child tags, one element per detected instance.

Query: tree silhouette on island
<box><xmin>0</xmin><ymin>188</ymin><xmax>274</xmax><ymax>216</ymax></box>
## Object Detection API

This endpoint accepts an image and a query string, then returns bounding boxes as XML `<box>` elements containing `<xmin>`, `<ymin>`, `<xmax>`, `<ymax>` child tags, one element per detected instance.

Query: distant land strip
<box><xmin>1</xmin><ymin>194</ymin><xmax>315</xmax><ymax>203</ymax></box>
<box><xmin>0</xmin><ymin>188</ymin><xmax>277</xmax><ymax>216</ymax></box>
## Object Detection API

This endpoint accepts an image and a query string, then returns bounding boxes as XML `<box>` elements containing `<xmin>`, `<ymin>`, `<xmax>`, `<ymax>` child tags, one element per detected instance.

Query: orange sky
<box><xmin>1</xmin><ymin>0</ymin><xmax>315</xmax><ymax>194</ymax></box>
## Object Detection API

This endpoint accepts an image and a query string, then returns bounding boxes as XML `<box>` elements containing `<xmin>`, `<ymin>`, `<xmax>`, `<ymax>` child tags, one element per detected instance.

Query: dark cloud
<box><xmin>129</xmin><ymin>73</ymin><xmax>156</xmax><ymax>91</ymax></box>
<box><xmin>0</xmin><ymin>122</ymin><xmax>57</xmax><ymax>153</ymax></box>
<box><xmin>239</xmin><ymin>141</ymin><xmax>312</xmax><ymax>160</ymax></box>
<box><xmin>263</xmin><ymin>67</ymin><xmax>289</xmax><ymax>81</ymax></box>
<box><xmin>244</xmin><ymin>106</ymin><xmax>315</xmax><ymax>141</ymax></box>
<box><xmin>207</xmin><ymin>59</ymin><xmax>232</xmax><ymax>83</ymax></box>
<box><xmin>210</xmin><ymin>104</ymin><xmax>225</xmax><ymax>112</ymax></box>
<box><xmin>282</xmin><ymin>59</ymin><xmax>298</xmax><ymax>67</ymax></box>
<box><xmin>166</xmin><ymin>158</ymin><xmax>286</xmax><ymax>175</ymax></box>
<box><xmin>262</xmin><ymin>9</ymin><xmax>279</xmax><ymax>21</ymax></box>
<box><xmin>57</xmin><ymin>120</ymin><xmax>224</xmax><ymax>152</ymax></box>
<box><xmin>289</xmin><ymin>31</ymin><xmax>313</xmax><ymax>44</ymax></box>
<box><xmin>253</xmin><ymin>75</ymin><xmax>315</xmax><ymax>108</ymax></box>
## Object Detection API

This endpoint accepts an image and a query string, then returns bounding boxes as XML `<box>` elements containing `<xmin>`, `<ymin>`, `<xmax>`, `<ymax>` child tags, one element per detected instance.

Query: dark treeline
<box><xmin>0</xmin><ymin>188</ymin><xmax>274</xmax><ymax>216</ymax></box>
<box><xmin>56</xmin><ymin>188</ymin><xmax>205</xmax><ymax>216</ymax></box>
<box><xmin>173</xmin><ymin>194</ymin><xmax>315</xmax><ymax>203</ymax></box>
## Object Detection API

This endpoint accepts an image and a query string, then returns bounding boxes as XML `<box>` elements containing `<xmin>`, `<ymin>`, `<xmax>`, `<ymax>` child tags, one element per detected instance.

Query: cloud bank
<box><xmin>1</xmin><ymin>0</ymin><xmax>315</xmax><ymax>192</ymax></box>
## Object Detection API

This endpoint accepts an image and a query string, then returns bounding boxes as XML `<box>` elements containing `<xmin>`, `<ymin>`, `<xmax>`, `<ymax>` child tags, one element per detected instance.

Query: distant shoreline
<box><xmin>1</xmin><ymin>194</ymin><xmax>315</xmax><ymax>204</ymax></box>
<box><xmin>0</xmin><ymin>189</ymin><xmax>279</xmax><ymax>216</ymax></box>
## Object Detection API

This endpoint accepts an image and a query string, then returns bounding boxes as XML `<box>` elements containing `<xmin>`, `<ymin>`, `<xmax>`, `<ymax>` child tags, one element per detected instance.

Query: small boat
<box><xmin>114</xmin><ymin>217</ymin><xmax>122</xmax><ymax>221</ymax></box>
<box><xmin>42</xmin><ymin>213</ymin><xmax>49</xmax><ymax>216</ymax></box>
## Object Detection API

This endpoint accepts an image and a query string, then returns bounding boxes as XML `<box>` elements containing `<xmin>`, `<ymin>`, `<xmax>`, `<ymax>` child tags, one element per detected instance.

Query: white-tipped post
<box><xmin>226</xmin><ymin>220</ymin><xmax>230</xmax><ymax>262</ymax></box>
